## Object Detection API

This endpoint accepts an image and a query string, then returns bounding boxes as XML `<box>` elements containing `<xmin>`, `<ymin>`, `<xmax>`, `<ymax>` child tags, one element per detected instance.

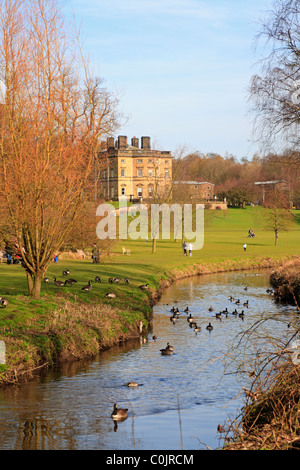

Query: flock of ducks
<box><xmin>111</xmin><ymin>293</ymin><xmax>252</xmax><ymax>422</ymax></box>
<box><xmin>44</xmin><ymin>269</ymin><xmax>149</xmax><ymax>300</ymax></box>
<box><xmin>164</xmin><ymin>293</ymin><xmax>251</xmax><ymax>349</ymax></box>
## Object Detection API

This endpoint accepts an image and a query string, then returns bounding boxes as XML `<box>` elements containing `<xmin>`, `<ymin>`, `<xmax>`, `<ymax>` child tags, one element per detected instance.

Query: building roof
<box><xmin>174</xmin><ymin>181</ymin><xmax>214</xmax><ymax>186</ymax></box>
<box><xmin>254</xmin><ymin>180</ymin><xmax>286</xmax><ymax>185</ymax></box>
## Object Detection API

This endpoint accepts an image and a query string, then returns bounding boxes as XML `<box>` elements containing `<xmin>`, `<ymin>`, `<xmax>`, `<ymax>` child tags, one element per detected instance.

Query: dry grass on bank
<box><xmin>270</xmin><ymin>257</ymin><xmax>300</xmax><ymax>305</ymax></box>
<box><xmin>1</xmin><ymin>298</ymin><xmax>144</xmax><ymax>386</ymax></box>
<box><xmin>223</xmin><ymin>364</ymin><xmax>300</xmax><ymax>450</ymax></box>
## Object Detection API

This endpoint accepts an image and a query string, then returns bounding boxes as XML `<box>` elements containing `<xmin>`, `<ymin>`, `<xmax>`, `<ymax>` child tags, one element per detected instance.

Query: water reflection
<box><xmin>0</xmin><ymin>270</ymin><xmax>298</xmax><ymax>450</ymax></box>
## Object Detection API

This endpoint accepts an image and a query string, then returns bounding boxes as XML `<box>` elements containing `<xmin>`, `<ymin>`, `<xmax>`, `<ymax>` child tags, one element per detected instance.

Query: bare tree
<box><xmin>264</xmin><ymin>186</ymin><xmax>293</xmax><ymax>245</ymax></box>
<box><xmin>0</xmin><ymin>0</ymin><xmax>120</xmax><ymax>298</ymax></box>
<box><xmin>250</xmin><ymin>0</ymin><xmax>300</xmax><ymax>151</ymax></box>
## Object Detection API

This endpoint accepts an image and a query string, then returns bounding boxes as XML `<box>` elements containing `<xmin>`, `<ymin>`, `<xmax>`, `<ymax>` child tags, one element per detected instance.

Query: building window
<box><xmin>111</xmin><ymin>187</ymin><xmax>114</xmax><ymax>198</ymax></box>
<box><xmin>194</xmin><ymin>185</ymin><xmax>198</xmax><ymax>189</ymax></box>
<box><xmin>165</xmin><ymin>170</ymin><xmax>169</xmax><ymax>178</ymax></box>
<box><xmin>103</xmin><ymin>170</ymin><xmax>106</xmax><ymax>178</ymax></box>
<box><xmin>121</xmin><ymin>159</ymin><xmax>125</xmax><ymax>163</ymax></box>
<box><xmin>122</xmin><ymin>187</ymin><xmax>126</xmax><ymax>195</ymax></box>
<box><xmin>148</xmin><ymin>186</ymin><xmax>153</xmax><ymax>197</ymax></box>
<box><xmin>138</xmin><ymin>187</ymin><xmax>143</xmax><ymax>197</ymax></box>
<box><xmin>148</xmin><ymin>169</ymin><xmax>153</xmax><ymax>177</ymax></box>
<box><xmin>148</xmin><ymin>159</ymin><xmax>153</xmax><ymax>163</ymax></box>
<box><xmin>165</xmin><ymin>160</ymin><xmax>169</xmax><ymax>164</ymax></box>
<box><xmin>137</xmin><ymin>159</ymin><xmax>143</xmax><ymax>163</ymax></box>
<box><xmin>121</xmin><ymin>169</ymin><xmax>125</xmax><ymax>177</ymax></box>
<box><xmin>110</xmin><ymin>169</ymin><xmax>114</xmax><ymax>178</ymax></box>
<box><xmin>137</xmin><ymin>168</ymin><xmax>143</xmax><ymax>177</ymax></box>
<box><xmin>207</xmin><ymin>193</ymin><xmax>210</xmax><ymax>198</ymax></box>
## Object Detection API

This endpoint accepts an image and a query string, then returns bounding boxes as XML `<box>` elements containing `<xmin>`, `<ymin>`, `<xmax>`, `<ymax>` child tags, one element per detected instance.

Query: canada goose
<box><xmin>1</xmin><ymin>298</ymin><xmax>9</xmax><ymax>307</ymax></box>
<box><xmin>94</xmin><ymin>276</ymin><xmax>101</xmax><ymax>283</ymax></box>
<box><xmin>152</xmin><ymin>335</ymin><xmax>157</xmax><ymax>340</ymax></box>
<box><xmin>165</xmin><ymin>342</ymin><xmax>174</xmax><ymax>351</ymax></box>
<box><xmin>82</xmin><ymin>280</ymin><xmax>92</xmax><ymax>291</ymax></box>
<box><xmin>189</xmin><ymin>321</ymin><xmax>197</xmax><ymax>328</ymax></box>
<box><xmin>232</xmin><ymin>309</ymin><xmax>238</xmax><ymax>315</ymax></box>
<box><xmin>244</xmin><ymin>286</ymin><xmax>248</xmax><ymax>291</ymax></box>
<box><xmin>184</xmin><ymin>307</ymin><xmax>190</xmax><ymax>313</ymax></box>
<box><xmin>64</xmin><ymin>278</ymin><xmax>77</xmax><ymax>286</ymax></box>
<box><xmin>114</xmin><ymin>277</ymin><xmax>122</xmax><ymax>283</ymax></box>
<box><xmin>62</xmin><ymin>269</ymin><xmax>70</xmax><ymax>276</ymax></box>
<box><xmin>235</xmin><ymin>299</ymin><xmax>240</xmax><ymax>305</ymax></box>
<box><xmin>170</xmin><ymin>315</ymin><xmax>177</xmax><ymax>324</ymax></box>
<box><xmin>239</xmin><ymin>310</ymin><xmax>245</xmax><ymax>319</ymax></box>
<box><xmin>53</xmin><ymin>277</ymin><xmax>65</xmax><ymax>287</ymax></box>
<box><xmin>124</xmin><ymin>278</ymin><xmax>130</xmax><ymax>284</ymax></box>
<box><xmin>194</xmin><ymin>325</ymin><xmax>202</xmax><ymax>333</ymax></box>
<box><xmin>243</xmin><ymin>300</ymin><xmax>249</xmax><ymax>307</ymax></box>
<box><xmin>206</xmin><ymin>322</ymin><xmax>213</xmax><ymax>331</ymax></box>
<box><xmin>106</xmin><ymin>292</ymin><xmax>117</xmax><ymax>299</ymax></box>
<box><xmin>215</xmin><ymin>312</ymin><xmax>222</xmax><ymax>319</ymax></box>
<box><xmin>222</xmin><ymin>308</ymin><xmax>228</xmax><ymax>314</ymax></box>
<box><xmin>111</xmin><ymin>404</ymin><xmax>128</xmax><ymax>420</ymax></box>
<box><xmin>208</xmin><ymin>306</ymin><xmax>213</xmax><ymax>312</ymax></box>
<box><xmin>139</xmin><ymin>284</ymin><xmax>148</xmax><ymax>290</ymax></box>
<box><xmin>108</xmin><ymin>277</ymin><xmax>114</xmax><ymax>284</ymax></box>
<box><xmin>125</xmin><ymin>381</ymin><xmax>143</xmax><ymax>387</ymax></box>
<box><xmin>160</xmin><ymin>347</ymin><xmax>174</xmax><ymax>355</ymax></box>
<box><xmin>187</xmin><ymin>314</ymin><xmax>194</xmax><ymax>323</ymax></box>
<box><xmin>229</xmin><ymin>296</ymin><xmax>235</xmax><ymax>301</ymax></box>
<box><xmin>44</xmin><ymin>277</ymin><xmax>49</xmax><ymax>283</ymax></box>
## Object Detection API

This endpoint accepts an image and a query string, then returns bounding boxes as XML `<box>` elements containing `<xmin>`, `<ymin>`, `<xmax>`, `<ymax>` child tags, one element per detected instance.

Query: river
<box><xmin>0</xmin><ymin>270</ymin><xmax>297</xmax><ymax>450</ymax></box>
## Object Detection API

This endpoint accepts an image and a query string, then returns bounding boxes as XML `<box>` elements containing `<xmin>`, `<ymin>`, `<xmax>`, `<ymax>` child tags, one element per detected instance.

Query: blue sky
<box><xmin>64</xmin><ymin>0</ymin><xmax>274</xmax><ymax>159</ymax></box>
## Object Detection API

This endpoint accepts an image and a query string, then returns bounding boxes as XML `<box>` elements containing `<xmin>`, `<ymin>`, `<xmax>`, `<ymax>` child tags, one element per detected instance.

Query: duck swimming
<box><xmin>111</xmin><ymin>404</ymin><xmax>128</xmax><ymax>420</ymax></box>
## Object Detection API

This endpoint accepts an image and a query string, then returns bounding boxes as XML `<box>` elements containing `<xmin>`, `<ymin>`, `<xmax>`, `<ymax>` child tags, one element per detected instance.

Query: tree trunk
<box><xmin>25</xmin><ymin>270</ymin><xmax>34</xmax><ymax>296</ymax></box>
<box><xmin>152</xmin><ymin>238</ymin><xmax>157</xmax><ymax>253</ymax></box>
<box><xmin>26</xmin><ymin>270</ymin><xmax>42</xmax><ymax>299</ymax></box>
<box><xmin>32</xmin><ymin>272</ymin><xmax>42</xmax><ymax>299</ymax></box>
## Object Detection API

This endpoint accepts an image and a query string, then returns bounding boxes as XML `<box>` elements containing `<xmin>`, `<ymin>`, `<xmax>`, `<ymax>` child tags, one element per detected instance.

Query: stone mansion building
<box><xmin>97</xmin><ymin>134</ymin><xmax>216</xmax><ymax>204</ymax></box>
<box><xmin>98</xmin><ymin>135</ymin><xmax>172</xmax><ymax>202</ymax></box>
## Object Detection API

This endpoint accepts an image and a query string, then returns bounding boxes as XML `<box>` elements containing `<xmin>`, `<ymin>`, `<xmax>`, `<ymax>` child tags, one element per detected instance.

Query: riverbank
<box><xmin>270</xmin><ymin>258</ymin><xmax>300</xmax><ymax>305</ymax></box>
<box><xmin>0</xmin><ymin>253</ymin><xmax>298</xmax><ymax>388</ymax></box>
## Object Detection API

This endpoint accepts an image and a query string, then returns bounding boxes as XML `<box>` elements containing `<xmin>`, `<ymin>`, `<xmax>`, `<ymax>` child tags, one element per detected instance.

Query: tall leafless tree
<box><xmin>0</xmin><ymin>0</ymin><xmax>120</xmax><ymax>298</ymax></box>
<box><xmin>250</xmin><ymin>0</ymin><xmax>300</xmax><ymax>151</ymax></box>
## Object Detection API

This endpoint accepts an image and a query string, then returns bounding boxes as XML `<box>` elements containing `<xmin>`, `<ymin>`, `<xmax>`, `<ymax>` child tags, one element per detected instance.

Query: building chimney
<box><xmin>131</xmin><ymin>137</ymin><xmax>139</xmax><ymax>148</ymax></box>
<box><xmin>141</xmin><ymin>136</ymin><xmax>151</xmax><ymax>150</ymax></box>
<box><xmin>118</xmin><ymin>135</ymin><xmax>128</xmax><ymax>149</ymax></box>
<box><xmin>107</xmin><ymin>137</ymin><xmax>115</xmax><ymax>149</ymax></box>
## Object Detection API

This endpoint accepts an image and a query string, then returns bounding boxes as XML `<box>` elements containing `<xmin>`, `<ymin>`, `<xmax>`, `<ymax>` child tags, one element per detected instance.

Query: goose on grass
<box><xmin>81</xmin><ymin>280</ymin><xmax>92</xmax><ymax>292</ymax></box>
<box><xmin>53</xmin><ymin>277</ymin><xmax>65</xmax><ymax>287</ymax></box>
<box><xmin>106</xmin><ymin>292</ymin><xmax>117</xmax><ymax>299</ymax></box>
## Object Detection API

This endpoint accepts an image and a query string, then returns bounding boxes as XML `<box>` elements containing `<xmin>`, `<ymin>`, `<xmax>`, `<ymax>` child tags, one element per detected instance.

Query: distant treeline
<box><xmin>173</xmin><ymin>150</ymin><xmax>300</xmax><ymax>207</ymax></box>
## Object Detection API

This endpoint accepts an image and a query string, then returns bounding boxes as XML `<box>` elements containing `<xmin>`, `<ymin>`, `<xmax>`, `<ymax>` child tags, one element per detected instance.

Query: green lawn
<box><xmin>0</xmin><ymin>207</ymin><xmax>299</xmax><ymax>301</ymax></box>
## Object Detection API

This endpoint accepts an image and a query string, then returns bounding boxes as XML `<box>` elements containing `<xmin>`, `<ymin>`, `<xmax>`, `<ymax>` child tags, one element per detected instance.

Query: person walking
<box><xmin>92</xmin><ymin>243</ymin><xmax>100</xmax><ymax>263</ymax></box>
<box><xmin>182</xmin><ymin>240</ymin><xmax>187</xmax><ymax>256</ymax></box>
<box><xmin>188</xmin><ymin>242</ymin><xmax>193</xmax><ymax>256</ymax></box>
<box><xmin>243</xmin><ymin>243</ymin><xmax>247</xmax><ymax>252</ymax></box>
